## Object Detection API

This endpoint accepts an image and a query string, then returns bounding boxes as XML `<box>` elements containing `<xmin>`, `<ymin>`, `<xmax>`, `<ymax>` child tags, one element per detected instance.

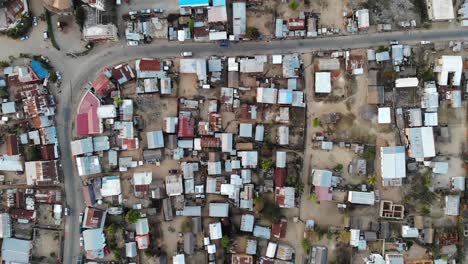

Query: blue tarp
<box><xmin>179</xmin><ymin>0</ymin><xmax>209</xmax><ymax>7</ymax></box>
<box><xmin>30</xmin><ymin>59</ymin><xmax>49</xmax><ymax>79</ymax></box>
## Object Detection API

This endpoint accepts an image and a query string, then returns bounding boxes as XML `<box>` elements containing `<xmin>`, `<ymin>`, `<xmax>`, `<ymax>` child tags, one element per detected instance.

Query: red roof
<box><xmin>138</xmin><ymin>58</ymin><xmax>161</xmax><ymax>71</ymax></box>
<box><xmin>135</xmin><ymin>185</ymin><xmax>150</xmax><ymax>192</ymax></box>
<box><xmin>271</xmin><ymin>220</ymin><xmax>288</xmax><ymax>239</ymax></box>
<box><xmin>76</xmin><ymin>91</ymin><xmax>101</xmax><ymax>136</ymax></box>
<box><xmin>288</xmin><ymin>18</ymin><xmax>305</xmax><ymax>30</ymax></box>
<box><xmin>315</xmin><ymin>186</ymin><xmax>333</xmax><ymax>201</ymax></box>
<box><xmin>10</xmin><ymin>209</ymin><xmax>35</xmax><ymax>220</ymax></box>
<box><xmin>122</xmin><ymin>138</ymin><xmax>139</xmax><ymax>150</ymax></box>
<box><xmin>41</xmin><ymin>144</ymin><xmax>56</xmax><ymax>160</ymax></box>
<box><xmin>92</xmin><ymin>74</ymin><xmax>115</xmax><ymax>97</ymax></box>
<box><xmin>201</xmin><ymin>137</ymin><xmax>221</xmax><ymax>148</ymax></box>
<box><xmin>112</xmin><ymin>64</ymin><xmax>135</xmax><ymax>84</ymax></box>
<box><xmin>178</xmin><ymin>116</ymin><xmax>195</xmax><ymax>138</ymax></box>
<box><xmin>274</xmin><ymin>168</ymin><xmax>287</xmax><ymax>187</ymax></box>
<box><xmin>5</xmin><ymin>134</ymin><xmax>18</xmax><ymax>155</ymax></box>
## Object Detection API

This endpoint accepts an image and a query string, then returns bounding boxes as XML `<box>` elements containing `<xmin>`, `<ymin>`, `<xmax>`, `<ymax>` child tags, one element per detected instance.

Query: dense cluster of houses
<box><xmin>71</xmin><ymin>50</ymin><xmax>309</xmax><ymax>262</ymax></box>
<box><xmin>0</xmin><ymin>57</ymin><xmax>64</xmax><ymax>263</ymax></box>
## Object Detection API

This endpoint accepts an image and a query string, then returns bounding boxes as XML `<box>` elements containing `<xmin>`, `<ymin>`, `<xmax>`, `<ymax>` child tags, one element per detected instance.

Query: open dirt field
<box><xmin>32</xmin><ymin>228</ymin><xmax>61</xmax><ymax>264</ymax></box>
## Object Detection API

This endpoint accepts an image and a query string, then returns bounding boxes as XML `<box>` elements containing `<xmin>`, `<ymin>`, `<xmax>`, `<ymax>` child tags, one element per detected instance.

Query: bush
<box><xmin>6</xmin><ymin>14</ymin><xmax>32</xmax><ymax>39</ymax></box>
<box><xmin>289</xmin><ymin>0</ymin><xmax>300</xmax><ymax>11</ymax></box>
<box><xmin>221</xmin><ymin>236</ymin><xmax>230</xmax><ymax>249</ymax></box>
<box><xmin>363</xmin><ymin>146</ymin><xmax>376</xmax><ymax>160</ymax></box>
<box><xmin>301</xmin><ymin>238</ymin><xmax>311</xmax><ymax>252</ymax></box>
<box><xmin>334</xmin><ymin>164</ymin><xmax>344</xmax><ymax>172</ymax></box>
<box><xmin>261</xmin><ymin>159</ymin><xmax>274</xmax><ymax>171</ymax></box>
<box><xmin>383</xmin><ymin>69</ymin><xmax>396</xmax><ymax>81</ymax></box>
<box><xmin>262</xmin><ymin>202</ymin><xmax>281</xmax><ymax>223</ymax></box>
<box><xmin>114</xmin><ymin>97</ymin><xmax>123</xmax><ymax>106</ymax></box>
<box><xmin>245</xmin><ymin>27</ymin><xmax>259</xmax><ymax>39</ymax></box>
<box><xmin>313</xmin><ymin>118</ymin><xmax>321</xmax><ymax>127</ymax></box>
<box><xmin>0</xmin><ymin>89</ymin><xmax>8</xmax><ymax>99</ymax></box>
<box><xmin>125</xmin><ymin>209</ymin><xmax>141</xmax><ymax>224</ymax></box>
<box><xmin>0</xmin><ymin>61</ymin><xmax>10</xmax><ymax>67</ymax></box>
<box><xmin>49</xmin><ymin>71</ymin><xmax>58</xmax><ymax>82</ymax></box>
<box><xmin>180</xmin><ymin>219</ymin><xmax>192</xmax><ymax>233</ymax></box>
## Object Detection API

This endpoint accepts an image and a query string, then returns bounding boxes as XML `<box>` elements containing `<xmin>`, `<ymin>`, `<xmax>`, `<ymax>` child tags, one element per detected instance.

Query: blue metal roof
<box><xmin>30</xmin><ymin>59</ymin><xmax>49</xmax><ymax>79</ymax></box>
<box><xmin>179</xmin><ymin>0</ymin><xmax>209</xmax><ymax>7</ymax></box>
<box><xmin>213</xmin><ymin>0</ymin><xmax>226</xmax><ymax>6</ymax></box>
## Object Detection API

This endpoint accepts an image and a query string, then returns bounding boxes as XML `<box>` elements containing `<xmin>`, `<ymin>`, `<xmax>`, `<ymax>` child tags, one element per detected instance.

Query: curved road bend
<box><xmin>0</xmin><ymin>27</ymin><xmax>464</xmax><ymax>264</ymax></box>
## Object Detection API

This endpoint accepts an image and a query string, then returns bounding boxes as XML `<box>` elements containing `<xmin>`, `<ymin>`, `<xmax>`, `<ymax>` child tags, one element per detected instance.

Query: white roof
<box><xmin>424</xmin><ymin>112</ymin><xmax>438</xmax><ymax>126</ymax></box>
<box><xmin>240</xmin><ymin>214</ymin><xmax>255</xmax><ymax>232</ymax></box>
<box><xmin>173</xmin><ymin>254</ymin><xmax>186</xmax><ymax>264</ymax></box>
<box><xmin>0</xmin><ymin>155</ymin><xmax>23</xmax><ymax>172</ymax></box>
<box><xmin>395</xmin><ymin>77</ymin><xmax>419</xmax><ymax>88</ymax></box>
<box><xmin>380</xmin><ymin>146</ymin><xmax>406</xmax><ymax>179</ymax></box>
<box><xmin>133</xmin><ymin>172</ymin><xmax>152</xmax><ymax>185</ymax></box>
<box><xmin>239</xmin><ymin>123</ymin><xmax>253</xmax><ymax>137</ymax></box>
<box><xmin>266</xmin><ymin>242</ymin><xmax>278</xmax><ymax>258</ymax></box>
<box><xmin>350</xmin><ymin>229</ymin><xmax>360</xmax><ymax>246</ymax></box>
<box><xmin>356</xmin><ymin>9</ymin><xmax>369</xmax><ymax>28</ymax></box>
<box><xmin>315</xmin><ymin>72</ymin><xmax>331</xmax><ymax>93</ymax></box>
<box><xmin>429</xmin><ymin>0</ymin><xmax>455</xmax><ymax>20</ymax></box>
<box><xmin>255</xmin><ymin>125</ymin><xmax>264</xmax><ymax>142</ymax></box>
<box><xmin>276</xmin><ymin>151</ymin><xmax>287</xmax><ymax>168</ymax></box>
<box><xmin>100</xmin><ymin>176</ymin><xmax>121</xmax><ymax>197</ymax></box>
<box><xmin>209</xmin><ymin>222</ymin><xmax>222</xmax><ymax>240</ymax></box>
<box><xmin>165</xmin><ymin>175</ymin><xmax>183</xmax><ymax>196</ymax></box>
<box><xmin>135</xmin><ymin>218</ymin><xmax>149</xmax><ymax>235</ymax></box>
<box><xmin>445</xmin><ymin>195</ymin><xmax>460</xmax><ymax>216</ymax></box>
<box><xmin>232</xmin><ymin>2</ymin><xmax>246</xmax><ymax>36</ymax></box>
<box><xmin>146</xmin><ymin>130</ymin><xmax>164</xmax><ymax>149</ymax></box>
<box><xmin>436</xmin><ymin>56</ymin><xmax>462</xmax><ymax>86</ymax></box>
<box><xmin>253</xmin><ymin>225</ymin><xmax>271</xmax><ymax>239</ymax></box>
<box><xmin>406</xmin><ymin>127</ymin><xmax>436</xmax><ymax>159</ymax></box>
<box><xmin>272</xmin><ymin>55</ymin><xmax>282</xmax><ymax>64</ymax></box>
<box><xmin>209</xmin><ymin>31</ymin><xmax>228</xmax><ymax>40</ymax></box>
<box><xmin>348</xmin><ymin>191</ymin><xmax>375</xmax><ymax>205</ymax></box>
<box><xmin>257</xmin><ymin>87</ymin><xmax>278</xmax><ymax>104</ymax></box>
<box><xmin>97</xmin><ymin>105</ymin><xmax>117</xmax><ymax>119</ymax></box>
<box><xmin>378</xmin><ymin>107</ymin><xmax>391</xmax><ymax>124</ymax></box>
<box><xmin>277</xmin><ymin>126</ymin><xmax>289</xmax><ymax>145</ymax></box>
<box><xmin>401</xmin><ymin>225</ymin><xmax>419</xmax><ymax>238</ymax></box>
<box><xmin>451</xmin><ymin>176</ymin><xmax>465</xmax><ymax>191</ymax></box>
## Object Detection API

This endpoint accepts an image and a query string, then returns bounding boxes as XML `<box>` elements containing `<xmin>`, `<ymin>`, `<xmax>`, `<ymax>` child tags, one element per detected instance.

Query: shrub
<box><xmin>301</xmin><ymin>238</ymin><xmax>311</xmax><ymax>252</ymax></box>
<box><xmin>125</xmin><ymin>209</ymin><xmax>141</xmax><ymax>224</ymax></box>
<box><xmin>313</xmin><ymin>118</ymin><xmax>321</xmax><ymax>127</ymax></box>
<box><xmin>245</xmin><ymin>27</ymin><xmax>259</xmax><ymax>39</ymax></box>
<box><xmin>334</xmin><ymin>164</ymin><xmax>344</xmax><ymax>172</ymax></box>
<box><xmin>289</xmin><ymin>0</ymin><xmax>300</xmax><ymax>11</ymax></box>
<box><xmin>0</xmin><ymin>61</ymin><xmax>10</xmax><ymax>67</ymax></box>
<box><xmin>221</xmin><ymin>236</ymin><xmax>230</xmax><ymax>249</ymax></box>
<box><xmin>262</xmin><ymin>202</ymin><xmax>281</xmax><ymax>223</ymax></box>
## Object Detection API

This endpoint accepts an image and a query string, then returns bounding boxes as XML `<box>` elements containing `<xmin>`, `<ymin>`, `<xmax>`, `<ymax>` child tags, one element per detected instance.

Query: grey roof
<box><xmin>83</xmin><ymin>228</ymin><xmax>105</xmax><ymax>251</ymax></box>
<box><xmin>232</xmin><ymin>2</ymin><xmax>246</xmax><ymax>36</ymax></box>
<box><xmin>147</xmin><ymin>130</ymin><xmax>164</xmax><ymax>149</ymax></box>
<box><xmin>309</xmin><ymin>246</ymin><xmax>327</xmax><ymax>264</ymax></box>
<box><xmin>239</xmin><ymin>123</ymin><xmax>253</xmax><ymax>137</ymax></box>
<box><xmin>283</xmin><ymin>54</ymin><xmax>300</xmax><ymax>78</ymax></box>
<box><xmin>0</xmin><ymin>213</ymin><xmax>11</xmax><ymax>238</ymax></box>
<box><xmin>1</xmin><ymin>238</ymin><xmax>32</xmax><ymax>264</ymax></box>
<box><xmin>246</xmin><ymin>239</ymin><xmax>257</xmax><ymax>255</ymax></box>
<box><xmin>208</xmin><ymin>59</ymin><xmax>222</xmax><ymax>72</ymax></box>
<box><xmin>312</xmin><ymin>169</ymin><xmax>332</xmax><ymax>187</ymax></box>
<box><xmin>209</xmin><ymin>203</ymin><xmax>229</xmax><ymax>217</ymax></box>
<box><xmin>192</xmin><ymin>217</ymin><xmax>202</xmax><ymax>233</ymax></box>
<box><xmin>240</xmin><ymin>214</ymin><xmax>255</xmax><ymax>232</ymax></box>
<box><xmin>391</xmin><ymin>45</ymin><xmax>404</xmax><ymax>65</ymax></box>
<box><xmin>93</xmin><ymin>136</ymin><xmax>110</xmax><ymax>152</ymax></box>
<box><xmin>135</xmin><ymin>218</ymin><xmax>149</xmax><ymax>235</ymax></box>
<box><xmin>184</xmin><ymin>233</ymin><xmax>195</xmax><ymax>254</ymax></box>
<box><xmin>177</xmin><ymin>206</ymin><xmax>202</xmax><ymax>217</ymax></box>
<box><xmin>126</xmin><ymin>242</ymin><xmax>137</xmax><ymax>257</ymax></box>
<box><xmin>253</xmin><ymin>225</ymin><xmax>271</xmax><ymax>239</ymax></box>
<box><xmin>376</xmin><ymin>51</ymin><xmax>390</xmax><ymax>62</ymax></box>
<box><xmin>1</xmin><ymin>102</ymin><xmax>16</xmax><ymax>114</ymax></box>
<box><xmin>76</xmin><ymin>156</ymin><xmax>102</xmax><ymax>176</ymax></box>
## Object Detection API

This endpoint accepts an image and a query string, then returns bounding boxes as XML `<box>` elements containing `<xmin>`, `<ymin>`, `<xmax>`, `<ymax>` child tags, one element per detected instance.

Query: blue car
<box><xmin>219</xmin><ymin>40</ymin><xmax>229</xmax><ymax>47</ymax></box>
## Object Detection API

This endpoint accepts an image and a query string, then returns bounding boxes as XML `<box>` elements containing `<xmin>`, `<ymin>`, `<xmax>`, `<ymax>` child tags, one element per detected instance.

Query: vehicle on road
<box><xmin>79</xmin><ymin>236</ymin><xmax>84</xmax><ymax>247</ymax></box>
<box><xmin>169</xmin><ymin>169</ymin><xmax>180</xmax><ymax>174</ymax></box>
<box><xmin>33</xmin><ymin>17</ymin><xmax>37</xmax><ymax>26</ymax></box>
<box><xmin>20</xmin><ymin>36</ymin><xmax>28</xmax><ymax>41</ymax></box>
<box><xmin>154</xmin><ymin>8</ymin><xmax>163</xmax><ymax>13</ymax></box>
<box><xmin>129</xmin><ymin>11</ymin><xmax>137</xmax><ymax>16</ymax></box>
<box><xmin>181</xmin><ymin>51</ymin><xmax>192</xmax><ymax>57</ymax></box>
<box><xmin>220</xmin><ymin>40</ymin><xmax>229</xmax><ymax>47</ymax></box>
<box><xmin>141</xmin><ymin>9</ymin><xmax>151</xmax><ymax>14</ymax></box>
<box><xmin>420</xmin><ymin>40</ymin><xmax>431</xmax><ymax>45</ymax></box>
<box><xmin>64</xmin><ymin>207</ymin><xmax>69</xmax><ymax>216</ymax></box>
<box><xmin>127</xmin><ymin>41</ymin><xmax>139</xmax><ymax>46</ymax></box>
<box><xmin>389</xmin><ymin>40</ymin><xmax>399</xmax><ymax>45</ymax></box>
<box><xmin>56</xmin><ymin>71</ymin><xmax>62</xmax><ymax>80</ymax></box>
<box><xmin>79</xmin><ymin>212</ymin><xmax>84</xmax><ymax>223</ymax></box>
<box><xmin>116</xmin><ymin>0</ymin><xmax>121</xmax><ymax>5</ymax></box>
<box><xmin>43</xmin><ymin>31</ymin><xmax>49</xmax><ymax>40</ymax></box>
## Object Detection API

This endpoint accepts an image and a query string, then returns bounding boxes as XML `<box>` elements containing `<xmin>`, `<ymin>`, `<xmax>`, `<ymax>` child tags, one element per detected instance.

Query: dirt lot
<box><xmin>36</xmin><ymin>204</ymin><xmax>57</xmax><ymax>226</ymax></box>
<box><xmin>32</xmin><ymin>228</ymin><xmax>61</xmax><ymax>264</ymax></box>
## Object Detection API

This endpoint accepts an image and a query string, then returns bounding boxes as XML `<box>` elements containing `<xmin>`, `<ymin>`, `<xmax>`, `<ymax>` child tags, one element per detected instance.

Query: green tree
<box><xmin>105</xmin><ymin>223</ymin><xmax>117</xmax><ymax>236</ymax></box>
<box><xmin>421</xmin><ymin>206</ymin><xmax>431</xmax><ymax>216</ymax></box>
<box><xmin>221</xmin><ymin>236</ymin><xmax>230</xmax><ymax>249</ymax></box>
<box><xmin>125</xmin><ymin>209</ymin><xmax>141</xmax><ymax>224</ymax></box>
<box><xmin>338</xmin><ymin>230</ymin><xmax>351</xmax><ymax>243</ymax></box>
<box><xmin>289</xmin><ymin>0</ymin><xmax>300</xmax><ymax>11</ymax></box>
<box><xmin>334</xmin><ymin>164</ymin><xmax>344</xmax><ymax>172</ymax></box>
<box><xmin>0</xmin><ymin>89</ymin><xmax>8</xmax><ymax>98</ymax></box>
<box><xmin>367</xmin><ymin>175</ymin><xmax>376</xmax><ymax>186</ymax></box>
<box><xmin>24</xmin><ymin>145</ymin><xmax>40</xmax><ymax>161</ymax></box>
<box><xmin>0</xmin><ymin>61</ymin><xmax>9</xmax><ymax>67</ymax></box>
<box><xmin>262</xmin><ymin>202</ymin><xmax>281</xmax><ymax>223</ymax></box>
<box><xmin>245</xmin><ymin>27</ymin><xmax>260</xmax><ymax>39</ymax></box>
<box><xmin>254</xmin><ymin>196</ymin><xmax>265</xmax><ymax>212</ymax></box>
<box><xmin>286</xmin><ymin>175</ymin><xmax>297</xmax><ymax>186</ymax></box>
<box><xmin>261</xmin><ymin>159</ymin><xmax>273</xmax><ymax>171</ymax></box>
<box><xmin>313</xmin><ymin>118</ymin><xmax>321</xmax><ymax>127</ymax></box>
<box><xmin>113</xmin><ymin>97</ymin><xmax>123</xmax><ymax>106</ymax></box>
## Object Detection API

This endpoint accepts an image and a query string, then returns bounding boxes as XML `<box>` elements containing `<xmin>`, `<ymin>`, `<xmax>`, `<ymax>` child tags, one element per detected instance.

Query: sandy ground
<box><xmin>32</xmin><ymin>228</ymin><xmax>61</xmax><ymax>263</ymax></box>
<box><xmin>36</xmin><ymin>204</ymin><xmax>57</xmax><ymax>226</ymax></box>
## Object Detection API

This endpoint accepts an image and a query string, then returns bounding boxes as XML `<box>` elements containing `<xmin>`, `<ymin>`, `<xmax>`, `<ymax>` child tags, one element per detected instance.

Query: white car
<box><xmin>128</xmin><ymin>11</ymin><xmax>137</xmax><ymax>16</ymax></box>
<box><xmin>55</xmin><ymin>71</ymin><xmax>62</xmax><ymax>81</ymax></box>
<box><xmin>181</xmin><ymin>52</ymin><xmax>192</xmax><ymax>57</ymax></box>
<box><xmin>79</xmin><ymin>236</ymin><xmax>84</xmax><ymax>247</ymax></box>
<box><xmin>79</xmin><ymin>212</ymin><xmax>84</xmax><ymax>223</ymax></box>
<box><xmin>127</xmin><ymin>41</ymin><xmax>139</xmax><ymax>46</ymax></box>
<box><xmin>43</xmin><ymin>31</ymin><xmax>49</xmax><ymax>40</ymax></box>
<box><xmin>33</xmin><ymin>17</ymin><xmax>37</xmax><ymax>27</ymax></box>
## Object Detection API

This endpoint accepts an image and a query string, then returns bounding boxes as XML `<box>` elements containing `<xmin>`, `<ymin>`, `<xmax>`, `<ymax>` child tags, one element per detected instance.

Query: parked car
<box><xmin>79</xmin><ymin>236</ymin><xmax>84</xmax><ymax>247</ymax></box>
<box><xmin>79</xmin><ymin>212</ymin><xmax>84</xmax><ymax>223</ymax></box>
<box><xmin>64</xmin><ymin>207</ymin><xmax>69</xmax><ymax>216</ymax></box>
<box><xmin>116</xmin><ymin>0</ymin><xmax>121</xmax><ymax>5</ymax></box>
<box><xmin>181</xmin><ymin>51</ymin><xmax>192</xmax><ymax>57</ymax></box>
<box><xmin>141</xmin><ymin>9</ymin><xmax>151</xmax><ymax>14</ymax></box>
<box><xmin>128</xmin><ymin>11</ymin><xmax>137</xmax><ymax>15</ymax></box>
<box><xmin>20</xmin><ymin>36</ymin><xmax>28</xmax><ymax>41</ymax></box>
<box><xmin>153</xmin><ymin>8</ymin><xmax>163</xmax><ymax>13</ymax></box>
<box><xmin>219</xmin><ymin>40</ymin><xmax>229</xmax><ymax>47</ymax></box>
<box><xmin>43</xmin><ymin>31</ymin><xmax>49</xmax><ymax>40</ymax></box>
<box><xmin>169</xmin><ymin>169</ymin><xmax>180</xmax><ymax>174</ymax></box>
<box><xmin>33</xmin><ymin>16</ymin><xmax>37</xmax><ymax>26</ymax></box>
<box><xmin>55</xmin><ymin>71</ymin><xmax>62</xmax><ymax>80</ymax></box>
<box><xmin>389</xmin><ymin>40</ymin><xmax>399</xmax><ymax>45</ymax></box>
<box><xmin>127</xmin><ymin>40</ymin><xmax>139</xmax><ymax>46</ymax></box>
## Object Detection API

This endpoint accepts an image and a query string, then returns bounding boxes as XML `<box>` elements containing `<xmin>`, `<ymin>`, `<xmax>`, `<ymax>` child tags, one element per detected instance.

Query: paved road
<box><xmin>1</xmin><ymin>27</ymin><xmax>467</xmax><ymax>264</ymax></box>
